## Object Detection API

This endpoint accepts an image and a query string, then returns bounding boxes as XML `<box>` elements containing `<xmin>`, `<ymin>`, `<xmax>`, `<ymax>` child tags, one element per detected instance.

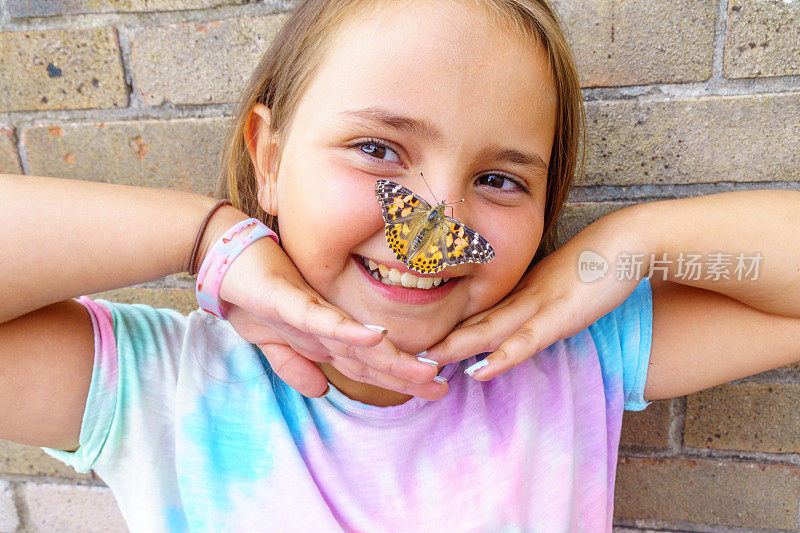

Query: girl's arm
<box><xmin>0</xmin><ymin>173</ymin><xmax>240</xmax><ymax>449</ymax></box>
<box><xmin>0</xmin><ymin>173</ymin><xmax>233</xmax><ymax>324</ymax></box>
<box><xmin>427</xmin><ymin>190</ymin><xmax>800</xmax><ymax>399</ymax></box>
<box><xmin>628</xmin><ymin>190</ymin><xmax>800</xmax><ymax>399</ymax></box>
<box><xmin>632</xmin><ymin>189</ymin><xmax>800</xmax><ymax>318</ymax></box>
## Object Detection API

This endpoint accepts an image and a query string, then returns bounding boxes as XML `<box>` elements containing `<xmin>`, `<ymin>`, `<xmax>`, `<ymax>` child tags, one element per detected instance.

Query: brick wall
<box><xmin>0</xmin><ymin>0</ymin><xmax>798</xmax><ymax>531</ymax></box>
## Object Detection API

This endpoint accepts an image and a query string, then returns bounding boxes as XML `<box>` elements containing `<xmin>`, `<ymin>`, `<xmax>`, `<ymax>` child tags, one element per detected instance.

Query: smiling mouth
<box><xmin>358</xmin><ymin>255</ymin><xmax>451</xmax><ymax>290</ymax></box>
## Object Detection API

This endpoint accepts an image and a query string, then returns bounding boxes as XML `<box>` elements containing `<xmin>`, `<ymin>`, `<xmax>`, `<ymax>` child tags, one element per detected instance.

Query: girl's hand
<box><xmin>426</xmin><ymin>208</ymin><xmax>646</xmax><ymax>380</ymax></box>
<box><xmin>215</xmin><ymin>235</ymin><xmax>444</xmax><ymax>399</ymax></box>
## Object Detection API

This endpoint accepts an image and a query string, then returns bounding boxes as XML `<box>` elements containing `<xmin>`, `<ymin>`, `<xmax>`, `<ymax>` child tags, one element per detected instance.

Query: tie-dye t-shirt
<box><xmin>43</xmin><ymin>277</ymin><xmax>652</xmax><ymax>532</ymax></box>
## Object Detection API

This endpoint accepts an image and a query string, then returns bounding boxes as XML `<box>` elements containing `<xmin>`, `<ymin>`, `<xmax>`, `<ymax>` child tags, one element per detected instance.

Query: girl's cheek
<box><xmin>281</xmin><ymin>160</ymin><xmax>383</xmax><ymax>260</ymax></box>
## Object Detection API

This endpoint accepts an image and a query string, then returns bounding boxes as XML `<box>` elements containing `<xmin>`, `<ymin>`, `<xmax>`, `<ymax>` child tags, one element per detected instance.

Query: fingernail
<box><xmin>433</xmin><ymin>375</ymin><xmax>448</xmax><ymax>384</ymax></box>
<box><xmin>322</xmin><ymin>384</ymin><xmax>330</xmax><ymax>396</ymax></box>
<box><xmin>415</xmin><ymin>350</ymin><xmax>428</xmax><ymax>358</ymax></box>
<box><xmin>464</xmin><ymin>359</ymin><xmax>488</xmax><ymax>378</ymax></box>
<box><xmin>363</xmin><ymin>324</ymin><xmax>388</xmax><ymax>334</ymax></box>
<box><xmin>417</xmin><ymin>357</ymin><xmax>439</xmax><ymax>367</ymax></box>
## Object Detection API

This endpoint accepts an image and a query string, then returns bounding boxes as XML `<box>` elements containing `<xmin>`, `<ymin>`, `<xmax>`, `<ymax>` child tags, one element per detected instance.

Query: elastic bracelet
<box><xmin>196</xmin><ymin>218</ymin><xmax>279</xmax><ymax>319</ymax></box>
<box><xmin>188</xmin><ymin>199</ymin><xmax>232</xmax><ymax>276</ymax></box>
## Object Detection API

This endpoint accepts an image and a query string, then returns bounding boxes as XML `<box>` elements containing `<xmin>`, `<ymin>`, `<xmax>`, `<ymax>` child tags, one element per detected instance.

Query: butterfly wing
<box><xmin>375</xmin><ymin>180</ymin><xmax>432</xmax><ymax>262</ymax></box>
<box><xmin>439</xmin><ymin>216</ymin><xmax>495</xmax><ymax>267</ymax></box>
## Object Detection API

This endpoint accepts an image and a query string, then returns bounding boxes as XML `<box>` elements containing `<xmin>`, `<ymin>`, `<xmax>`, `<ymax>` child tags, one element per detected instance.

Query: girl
<box><xmin>1</xmin><ymin>0</ymin><xmax>799</xmax><ymax>531</ymax></box>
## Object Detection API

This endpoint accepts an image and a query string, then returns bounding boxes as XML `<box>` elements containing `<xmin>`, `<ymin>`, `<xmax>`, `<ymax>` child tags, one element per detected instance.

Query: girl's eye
<box><xmin>355</xmin><ymin>140</ymin><xmax>402</xmax><ymax>164</ymax></box>
<box><xmin>476</xmin><ymin>173</ymin><xmax>523</xmax><ymax>192</ymax></box>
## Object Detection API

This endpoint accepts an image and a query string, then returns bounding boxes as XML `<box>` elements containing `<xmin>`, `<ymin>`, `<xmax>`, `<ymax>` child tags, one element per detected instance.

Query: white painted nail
<box><xmin>464</xmin><ymin>359</ymin><xmax>488</xmax><ymax>377</ymax></box>
<box><xmin>363</xmin><ymin>324</ymin><xmax>388</xmax><ymax>334</ymax></box>
<box><xmin>417</xmin><ymin>357</ymin><xmax>439</xmax><ymax>367</ymax></box>
<box><xmin>433</xmin><ymin>376</ymin><xmax>448</xmax><ymax>384</ymax></box>
<box><xmin>415</xmin><ymin>350</ymin><xmax>428</xmax><ymax>358</ymax></box>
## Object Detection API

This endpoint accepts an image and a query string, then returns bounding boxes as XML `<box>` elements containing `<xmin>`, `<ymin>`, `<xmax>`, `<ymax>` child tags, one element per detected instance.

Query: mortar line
<box><xmin>669</xmin><ymin>396</ymin><xmax>687</xmax><ymax>452</ymax></box>
<box><xmin>0</xmin><ymin>0</ymin><xmax>9</xmax><ymax>27</ymax></box>
<box><xmin>710</xmin><ymin>0</ymin><xmax>730</xmax><ymax>84</ymax></box>
<box><xmin>13</xmin><ymin>123</ymin><xmax>29</xmax><ymax>175</ymax></box>
<box><xmin>614</xmin><ymin>518</ymin><xmax>778</xmax><ymax>533</ymax></box>
<box><xmin>0</xmin><ymin>103</ymin><xmax>236</xmax><ymax>128</ymax></box>
<box><xmin>9</xmin><ymin>480</ymin><xmax>28</xmax><ymax>533</ymax></box>
<box><xmin>619</xmin><ymin>445</ymin><xmax>800</xmax><ymax>465</ymax></box>
<box><xmin>114</xmin><ymin>26</ymin><xmax>143</xmax><ymax>109</ymax></box>
<box><xmin>569</xmin><ymin>182</ymin><xmax>800</xmax><ymax>203</ymax></box>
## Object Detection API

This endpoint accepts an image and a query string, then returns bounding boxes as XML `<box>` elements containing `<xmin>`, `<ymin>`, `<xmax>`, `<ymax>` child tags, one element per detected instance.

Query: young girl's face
<box><xmin>260</xmin><ymin>1</ymin><xmax>556</xmax><ymax>354</ymax></box>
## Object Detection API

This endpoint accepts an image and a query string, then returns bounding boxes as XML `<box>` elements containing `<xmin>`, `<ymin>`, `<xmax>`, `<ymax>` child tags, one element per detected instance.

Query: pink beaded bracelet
<box><xmin>196</xmin><ymin>218</ymin><xmax>279</xmax><ymax>319</ymax></box>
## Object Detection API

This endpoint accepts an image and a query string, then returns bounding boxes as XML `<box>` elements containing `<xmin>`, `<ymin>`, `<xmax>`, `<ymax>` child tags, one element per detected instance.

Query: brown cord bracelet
<box><xmin>188</xmin><ymin>199</ymin><xmax>233</xmax><ymax>276</ymax></box>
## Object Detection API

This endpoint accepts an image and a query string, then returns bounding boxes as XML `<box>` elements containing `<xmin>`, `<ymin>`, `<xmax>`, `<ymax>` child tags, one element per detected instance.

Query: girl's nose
<box><xmin>414</xmin><ymin>171</ymin><xmax>462</xmax><ymax>207</ymax></box>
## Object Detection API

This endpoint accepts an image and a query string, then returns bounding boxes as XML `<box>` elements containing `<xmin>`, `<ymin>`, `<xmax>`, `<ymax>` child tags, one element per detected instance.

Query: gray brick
<box><xmin>585</xmin><ymin>92</ymin><xmax>800</xmax><ymax>185</ymax></box>
<box><xmin>0</xmin><ymin>480</ymin><xmax>19</xmax><ymax>533</ymax></box>
<box><xmin>0</xmin><ymin>440</ymin><xmax>90</xmax><ymax>479</ymax></box>
<box><xmin>130</xmin><ymin>16</ymin><xmax>287</xmax><ymax>106</ymax></box>
<box><xmin>21</xmin><ymin>482</ymin><xmax>126</xmax><ymax>532</ymax></box>
<box><xmin>724</xmin><ymin>0</ymin><xmax>800</xmax><ymax>79</ymax></box>
<box><xmin>553</xmin><ymin>0</ymin><xmax>715</xmax><ymax>87</ymax></box>
<box><xmin>0</xmin><ymin>126</ymin><xmax>22</xmax><ymax>175</ymax></box>
<box><xmin>685</xmin><ymin>382</ymin><xmax>800</xmax><ymax>453</ymax></box>
<box><xmin>22</xmin><ymin>117</ymin><xmax>228</xmax><ymax>193</ymax></box>
<box><xmin>615</xmin><ymin>457</ymin><xmax>800</xmax><ymax>529</ymax></box>
<box><xmin>620</xmin><ymin>399</ymin><xmax>670</xmax><ymax>449</ymax></box>
<box><xmin>0</xmin><ymin>28</ymin><xmax>127</xmax><ymax>112</ymax></box>
<box><xmin>8</xmin><ymin>0</ymin><xmax>249</xmax><ymax>17</ymax></box>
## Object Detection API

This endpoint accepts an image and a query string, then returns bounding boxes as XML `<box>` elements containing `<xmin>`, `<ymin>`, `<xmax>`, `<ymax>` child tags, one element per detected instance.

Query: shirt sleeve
<box><xmin>41</xmin><ymin>296</ymin><xmax>188</xmax><ymax>473</ymax></box>
<box><xmin>586</xmin><ymin>277</ymin><xmax>654</xmax><ymax>411</ymax></box>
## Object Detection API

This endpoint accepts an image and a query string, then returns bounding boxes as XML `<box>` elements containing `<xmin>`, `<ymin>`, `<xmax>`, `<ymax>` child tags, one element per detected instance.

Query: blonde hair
<box><xmin>215</xmin><ymin>0</ymin><xmax>584</xmax><ymax>265</ymax></box>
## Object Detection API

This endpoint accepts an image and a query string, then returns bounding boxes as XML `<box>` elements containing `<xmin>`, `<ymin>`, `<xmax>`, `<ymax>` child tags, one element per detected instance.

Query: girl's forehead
<box><xmin>293</xmin><ymin>2</ymin><xmax>556</xmax><ymax>158</ymax></box>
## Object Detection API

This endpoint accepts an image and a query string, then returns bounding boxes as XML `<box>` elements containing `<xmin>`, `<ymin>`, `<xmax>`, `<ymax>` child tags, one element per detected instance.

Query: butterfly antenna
<box><xmin>418</xmin><ymin>171</ymin><xmax>439</xmax><ymax>204</ymax></box>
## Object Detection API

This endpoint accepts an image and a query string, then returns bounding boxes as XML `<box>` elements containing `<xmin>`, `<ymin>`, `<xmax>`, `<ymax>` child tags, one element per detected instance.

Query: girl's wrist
<box><xmin>195</xmin><ymin>216</ymin><xmax>280</xmax><ymax>319</ymax></box>
<box><xmin>194</xmin><ymin>205</ymin><xmax>250</xmax><ymax>274</ymax></box>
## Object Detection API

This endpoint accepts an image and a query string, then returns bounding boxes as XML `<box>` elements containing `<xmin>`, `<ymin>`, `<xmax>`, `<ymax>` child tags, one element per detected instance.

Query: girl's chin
<box><xmin>379</xmin><ymin>320</ymin><xmax>456</xmax><ymax>355</ymax></box>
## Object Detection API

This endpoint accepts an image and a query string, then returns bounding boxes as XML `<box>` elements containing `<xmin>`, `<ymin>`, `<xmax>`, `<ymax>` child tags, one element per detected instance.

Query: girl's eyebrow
<box><xmin>338</xmin><ymin>106</ymin><xmax>443</xmax><ymax>145</ymax></box>
<box><xmin>337</xmin><ymin>106</ymin><xmax>548</xmax><ymax>176</ymax></box>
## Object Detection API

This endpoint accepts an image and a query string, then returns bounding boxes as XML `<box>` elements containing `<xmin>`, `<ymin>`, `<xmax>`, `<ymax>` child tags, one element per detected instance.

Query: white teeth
<box><xmin>417</xmin><ymin>276</ymin><xmax>434</xmax><ymax>289</ymax></box>
<box><xmin>400</xmin><ymin>271</ymin><xmax>418</xmax><ymax>288</ymax></box>
<box><xmin>361</xmin><ymin>256</ymin><xmax>449</xmax><ymax>290</ymax></box>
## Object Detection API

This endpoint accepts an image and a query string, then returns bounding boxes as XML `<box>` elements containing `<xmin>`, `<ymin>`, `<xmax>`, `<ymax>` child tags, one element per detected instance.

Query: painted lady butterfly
<box><xmin>375</xmin><ymin>179</ymin><xmax>495</xmax><ymax>274</ymax></box>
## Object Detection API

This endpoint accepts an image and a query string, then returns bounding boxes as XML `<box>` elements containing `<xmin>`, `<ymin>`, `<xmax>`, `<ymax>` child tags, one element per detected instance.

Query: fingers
<box><xmin>461</xmin><ymin>302</ymin><xmax>567</xmax><ymax>381</ymax></box>
<box><xmin>259</xmin><ymin>343</ymin><xmax>330</xmax><ymax>398</ymax></box>
<box><xmin>331</xmin><ymin>355</ymin><xmax>449</xmax><ymax>402</ymax></box>
<box><xmin>426</xmin><ymin>301</ymin><xmax>537</xmax><ymax>366</ymax></box>
<box><xmin>319</xmin><ymin>336</ymin><xmax>441</xmax><ymax>385</ymax></box>
<box><xmin>271</xmin><ymin>283</ymin><xmax>387</xmax><ymax>347</ymax></box>
<box><xmin>226</xmin><ymin>305</ymin><xmax>332</xmax><ymax>363</ymax></box>
<box><xmin>267</xmin><ymin>321</ymin><xmax>334</xmax><ymax>363</ymax></box>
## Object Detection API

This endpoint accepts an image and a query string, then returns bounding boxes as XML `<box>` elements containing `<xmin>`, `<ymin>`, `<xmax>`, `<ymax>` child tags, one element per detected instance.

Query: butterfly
<box><xmin>375</xmin><ymin>179</ymin><xmax>495</xmax><ymax>274</ymax></box>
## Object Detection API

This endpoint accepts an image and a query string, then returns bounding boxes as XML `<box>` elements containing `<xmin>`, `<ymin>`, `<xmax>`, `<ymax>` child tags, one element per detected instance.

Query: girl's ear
<box><xmin>244</xmin><ymin>103</ymin><xmax>280</xmax><ymax>216</ymax></box>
